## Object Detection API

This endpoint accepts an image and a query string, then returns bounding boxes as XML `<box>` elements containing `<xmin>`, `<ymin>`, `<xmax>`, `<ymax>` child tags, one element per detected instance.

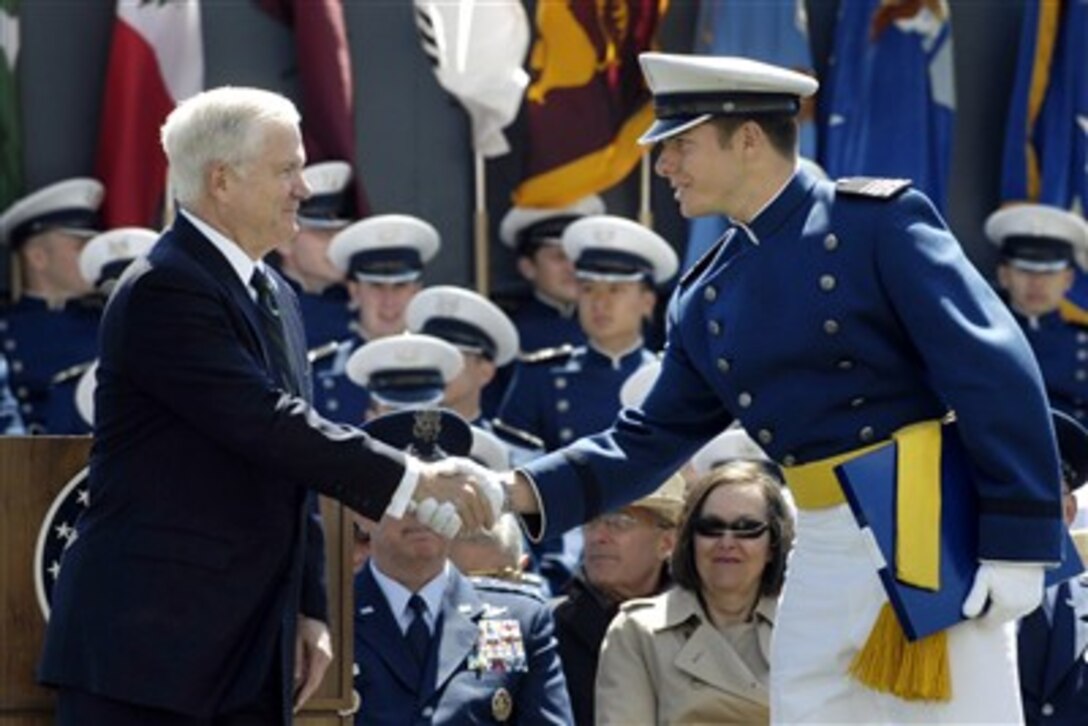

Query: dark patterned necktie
<box><xmin>405</xmin><ymin>593</ymin><xmax>432</xmax><ymax>665</ymax></box>
<box><xmin>249</xmin><ymin>267</ymin><xmax>297</xmax><ymax>394</ymax></box>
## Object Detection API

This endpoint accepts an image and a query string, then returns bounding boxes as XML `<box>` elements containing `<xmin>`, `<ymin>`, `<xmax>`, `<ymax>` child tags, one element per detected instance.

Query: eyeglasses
<box><xmin>693</xmin><ymin>516</ymin><xmax>769</xmax><ymax>540</ymax></box>
<box><xmin>586</xmin><ymin>509</ymin><xmax>670</xmax><ymax>534</ymax></box>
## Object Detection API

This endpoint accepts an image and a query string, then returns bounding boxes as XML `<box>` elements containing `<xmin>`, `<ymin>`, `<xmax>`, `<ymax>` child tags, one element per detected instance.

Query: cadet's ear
<box><xmin>995</xmin><ymin>264</ymin><xmax>1011</xmax><ymax>290</ymax></box>
<box><xmin>516</xmin><ymin>255</ymin><xmax>537</xmax><ymax>283</ymax></box>
<box><xmin>738</xmin><ymin>120</ymin><xmax>765</xmax><ymax>152</ymax></box>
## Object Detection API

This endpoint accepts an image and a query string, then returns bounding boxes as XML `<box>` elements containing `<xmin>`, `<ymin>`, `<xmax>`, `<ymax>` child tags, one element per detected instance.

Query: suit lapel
<box><xmin>355</xmin><ymin>567</ymin><xmax>422</xmax><ymax>691</ymax></box>
<box><xmin>425</xmin><ymin>571</ymin><xmax>485</xmax><ymax>702</ymax></box>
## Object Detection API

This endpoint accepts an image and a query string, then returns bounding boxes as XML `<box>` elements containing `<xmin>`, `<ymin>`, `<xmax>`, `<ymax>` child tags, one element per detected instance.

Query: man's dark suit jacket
<box><xmin>39</xmin><ymin>213</ymin><xmax>413</xmax><ymax>721</ymax></box>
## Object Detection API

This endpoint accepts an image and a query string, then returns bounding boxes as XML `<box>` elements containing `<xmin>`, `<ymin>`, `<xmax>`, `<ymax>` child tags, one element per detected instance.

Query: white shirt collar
<box><xmin>369</xmin><ymin>559</ymin><xmax>450</xmax><ymax>634</ymax></box>
<box><xmin>179</xmin><ymin>208</ymin><xmax>266</xmax><ymax>299</ymax></box>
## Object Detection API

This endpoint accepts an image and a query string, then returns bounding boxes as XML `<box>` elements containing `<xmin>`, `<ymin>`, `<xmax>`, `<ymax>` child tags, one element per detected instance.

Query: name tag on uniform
<box><xmin>468</xmin><ymin>618</ymin><xmax>526</xmax><ymax>673</ymax></box>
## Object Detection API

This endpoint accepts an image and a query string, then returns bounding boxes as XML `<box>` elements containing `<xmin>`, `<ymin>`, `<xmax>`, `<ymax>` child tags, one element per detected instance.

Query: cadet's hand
<box><xmin>962</xmin><ymin>561</ymin><xmax>1045</xmax><ymax>625</ymax></box>
<box><xmin>412</xmin><ymin>460</ymin><xmax>498</xmax><ymax>538</ymax></box>
<box><xmin>442</xmin><ymin>456</ymin><xmax>505</xmax><ymax>521</ymax></box>
<box><xmin>293</xmin><ymin>615</ymin><xmax>333</xmax><ymax>713</ymax></box>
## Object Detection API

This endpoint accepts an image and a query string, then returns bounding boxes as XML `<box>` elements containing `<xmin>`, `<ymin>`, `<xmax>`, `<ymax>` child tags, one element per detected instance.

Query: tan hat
<box><xmin>629</xmin><ymin>472</ymin><xmax>686</xmax><ymax>526</ymax></box>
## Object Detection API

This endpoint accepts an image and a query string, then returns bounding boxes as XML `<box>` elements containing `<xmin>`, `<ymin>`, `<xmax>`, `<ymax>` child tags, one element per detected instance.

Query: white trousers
<box><xmin>770</xmin><ymin>504</ymin><xmax>1023</xmax><ymax>725</ymax></box>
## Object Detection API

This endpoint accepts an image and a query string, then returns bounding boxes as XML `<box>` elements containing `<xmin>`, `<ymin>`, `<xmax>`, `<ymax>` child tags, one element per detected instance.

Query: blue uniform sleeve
<box><xmin>874</xmin><ymin>190</ymin><xmax>1063</xmax><ymax>561</ymax></box>
<box><xmin>520</xmin><ymin>299</ymin><xmax>732</xmax><ymax>539</ymax></box>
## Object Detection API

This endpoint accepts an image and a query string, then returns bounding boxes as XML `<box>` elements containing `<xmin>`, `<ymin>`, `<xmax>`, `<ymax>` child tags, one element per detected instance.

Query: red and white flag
<box><xmin>96</xmin><ymin>0</ymin><xmax>203</xmax><ymax>229</ymax></box>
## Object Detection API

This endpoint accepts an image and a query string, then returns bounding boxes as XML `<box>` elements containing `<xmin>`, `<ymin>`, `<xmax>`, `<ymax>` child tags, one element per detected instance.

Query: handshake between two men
<box><xmin>409</xmin><ymin>457</ymin><xmax>533</xmax><ymax>538</ymax></box>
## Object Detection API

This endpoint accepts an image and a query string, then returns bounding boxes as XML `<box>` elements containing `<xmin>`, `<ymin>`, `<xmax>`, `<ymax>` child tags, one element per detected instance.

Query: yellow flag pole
<box><xmin>474</xmin><ymin>152</ymin><xmax>490</xmax><ymax>296</ymax></box>
<box><xmin>638</xmin><ymin>152</ymin><xmax>653</xmax><ymax>229</ymax></box>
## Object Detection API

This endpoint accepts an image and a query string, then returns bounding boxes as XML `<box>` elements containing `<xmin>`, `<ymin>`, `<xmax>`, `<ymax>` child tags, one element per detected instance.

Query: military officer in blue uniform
<box><xmin>352</xmin><ymin>408</ymin><xmax>572</xmax><ymax>725</ymax></box>
<box><xmin>345</xmin><ymin>333</ymin><xmax>463</xmax><ymax>419</ymax></box>
<box><xmin>0</xmin><ymin>178</ymin><xmax>104</xmax><ymax>433</ymax></box>
<box><xmin>312</xmin><ymin>215</ymin><xmax>440</xmax><ymax>422</ymax></box>
<box><xmin>272</xmin><ymin>160</ymin><xmax>355</xmax><ymax>348</ymax></box>
<box><xmin>0</xmin><ymin>351</ymin><xmax>25</xmax><ymax>434</ymax></box>
<box><xmin>1018</xmin><ymin>409</ymin><xmax>1088</xmax><ymax>725</ymax></box>
<box><xmin>462</xmin><ymin>53</ymin><xmax>1064</xmax><ymax>723</ymax></box>
<box><xmin>987</xmin><ymin>204</ymin><xmax>1088</xmax><ymax>425</ymax></box>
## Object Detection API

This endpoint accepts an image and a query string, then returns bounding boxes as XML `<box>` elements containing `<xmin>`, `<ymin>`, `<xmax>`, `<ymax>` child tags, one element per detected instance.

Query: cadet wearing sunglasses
<box><xmin>596</xmin><ymin>461</ymin><xmax>794</xmax><ymax>725</ymax></box>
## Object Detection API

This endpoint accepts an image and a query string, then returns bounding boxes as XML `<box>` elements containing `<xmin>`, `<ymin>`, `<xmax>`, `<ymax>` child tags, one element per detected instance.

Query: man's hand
<box><xmin>962</xmin><ymin>561</ymin><xmax>1045</xmax><ymax>625</ymax></box>
<box><xmin>293</xmin><ymin>615</ymin><xmax>333</xmax><ymax>713</ymax></box>
<box><xmin>412</xmin><ymin>459</ymin><xmax>501</xmax><ymax>538</ymax></box>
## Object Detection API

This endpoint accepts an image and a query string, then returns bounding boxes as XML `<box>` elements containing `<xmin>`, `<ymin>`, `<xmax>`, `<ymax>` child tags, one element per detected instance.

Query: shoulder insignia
<box><xmin>307</xmin><ymin>340</ymin><xmax>342</xmax><ymax>364</ymax></box>
<box><xmin>470</xmin><ymin>573</ymin><xmax>547</xmax><ymax>601</ymax></box>
<box><xmin>518</xmin><ymin>343</ymin><xmax>575</xmax><ymax>365</ymax></box>
<box><xmin>835</xmin><ymin>177</ymin><xmax>912</xmax><ymax>200</ymax></box>
<box><xmin>490</xmin><ymin>419</ymin><xmax>545</xmax><ymax>451</ymax></box>
<box><xmin>51</xmin><ymin>360</ymin><xmax>95</xmax><ymax>385</ymax></box>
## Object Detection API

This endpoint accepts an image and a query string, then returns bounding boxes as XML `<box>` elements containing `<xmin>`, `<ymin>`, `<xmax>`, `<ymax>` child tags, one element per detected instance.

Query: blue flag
<box><xmin>684</xmin><ymin>0</ymin><xmax>815</xmax><ymax>270</ymax></box>
<box><xmin>820</xmin><ymin>0</ymin><xmax>955</xmax><ymax>212</ymax></box>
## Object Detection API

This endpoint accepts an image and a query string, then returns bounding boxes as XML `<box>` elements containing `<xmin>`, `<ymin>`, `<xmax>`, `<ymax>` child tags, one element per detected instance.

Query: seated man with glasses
<box><xmin>550</xmin><ymin>473</ymin><xmax>685</xmax><ymax>726</ymax></box>
<box><xmin>596</xmin><ymin>460</ymin><xmax>794</xmax><ymax>726</ymax></box>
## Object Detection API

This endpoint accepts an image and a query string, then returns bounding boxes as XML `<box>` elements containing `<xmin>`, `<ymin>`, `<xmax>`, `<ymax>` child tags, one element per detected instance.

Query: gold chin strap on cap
<box><xmin>782</xmin><ymin>419</ymin><xmax>951</xmax><ymax>703</ymax></box>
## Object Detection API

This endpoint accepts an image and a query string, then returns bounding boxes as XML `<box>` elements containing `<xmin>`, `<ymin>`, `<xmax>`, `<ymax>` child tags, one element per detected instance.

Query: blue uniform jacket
<box><xmin>286</xmin><ymin>278</ymin><xmax>353</xmax><ymax>350</ymax></box>
<box><xmin>511</xmin><ymin>296</ymin><xmax>585</xmax><ymax>355</ymax></box>
<box><xmin>497</xmin><ymin>344</ymin><xmax>655</xmax><ymax>452</ymax></box>
<box><xmin>38</xmin><ymin>214</ymin><xmax>410</xmax><ymax>721</ymax></box>
<box><xmin>0</xmin><ymin>295</ymin><xmax>100</xmax><ymax>433</ymax></box>
<box><xmin>1014</xmin><ymin>310</ymin><xmax>1088</xmax><ymax>426</ymax></box>
<box><xmin>312</xmin><ymin>335</ymin><xmax>371</xmax><ymax>424</ymax></box>
<box><xmin>353</xmin><ymin>566</ymin><xmax>572</xmax><ymax>725</ymax></box>
<box><xmin>1018</xmin><ymin>573</ymin><xmax>1088</xmax><ymax>724</ymax></box>
<box><xmin>521</xmin><ymin>169</ymin><xmax>1063</xmax><ymax>564</ymax></box>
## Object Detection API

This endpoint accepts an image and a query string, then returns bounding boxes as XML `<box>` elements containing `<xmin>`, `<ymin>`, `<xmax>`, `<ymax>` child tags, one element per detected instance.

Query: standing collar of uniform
<box><xmin>746</xmin><ymin>165</ymin><xmax>817</xmax><ymax>244</ymax></box>
<box><xmin>369</xmin><ymin>558</ymin><xmax>450</xmax><ymax>632</ymax></box>
<box><xmin>533</xmin><ymin>290</ymin><xmax>577</xmax><ymax>318</ymax></box>
<box><xmin>178</xmin><ymin>208</ymin><xmax>263</xmax><ymax>296</ymax></box>
<box><xmin>1012</xmin><ymin>307</ymin><xmax>1063</xmax><ymax>331</ymax></box>
<box><xmin>587</xmin><ymin>337</ymin><xmax>645</xmax><ymax>370</ymax></box>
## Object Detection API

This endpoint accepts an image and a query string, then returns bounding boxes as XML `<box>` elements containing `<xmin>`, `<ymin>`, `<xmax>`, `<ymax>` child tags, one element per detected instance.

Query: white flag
<box><xmin>414</xmin><ymin>0</ymin><xmax>530</xmax><ymax>158</ymax></box>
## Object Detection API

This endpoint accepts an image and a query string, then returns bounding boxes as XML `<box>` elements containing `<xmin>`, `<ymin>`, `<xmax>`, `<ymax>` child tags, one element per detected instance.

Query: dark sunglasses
<box><xmin>693</xmin><ymin>516</ymin><xmax>770</xmax><ymax>540</ymax></box>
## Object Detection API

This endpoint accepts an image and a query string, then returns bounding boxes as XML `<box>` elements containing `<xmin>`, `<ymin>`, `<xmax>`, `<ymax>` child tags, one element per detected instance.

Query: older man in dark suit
<box><xmin>38</xmin><ymin>86</ymin><xmax>498</xmax><ymax>725</ymax></box>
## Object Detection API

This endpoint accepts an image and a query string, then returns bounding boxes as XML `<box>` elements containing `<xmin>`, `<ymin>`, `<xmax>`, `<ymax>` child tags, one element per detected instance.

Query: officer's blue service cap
<box><xmin>562</xmin><ymin>215</ymin><xmax>679</xmax><ymax>286</ymax></box>
<box><xmin>346</xmin><ymin>333</ymin><xmax>464</xmax><ymax>409</ymax></box>
<box><xmin>470</xmin><ymin>425</ymin><xmax>510</xmax><ymax>471</ymax></box>
<box><xmin>0</xmin><ymin>178</ymin><xmax>105</xmax><ymax>249</ymax></box>
<box><xmin>1054</xmin><ymin>409</ymin><xmax>1088</xmax><ymax>491</ymax></box>
<box><xmin>363</xmin><ymin>408</ymin><xmax>472</xmax><ymax>462</ymax></box>
<box><xmin>79</xmin><ymin>227</ymin><xmax>158</xmax><ymax>290</ymax></box>
<box><xmin>328</xmin><ymin>214</ymin><xmax>440</xmax><ymax>283</ymax></box>
<box><xmin>638</xmin><ymin>52</ymin><xmax>819</xmax><ymax>145</ymax></box>
<box><xmin>299</xmin><ymin>161</ymin><xmax>354</xmax><ymax>229</ymax></box>
<box><xmin>499</xmin><ymin>195</ymin><xmax>606</xmax><ymax>254</ymax></box>
<box><xmin>406</xmin><ymin>285</ymin><xmax>520</xmax><ymax>367</ymax></box>
<box><xmin>985</xmin><ymin>204</ymin><xmax>1088</xmax><ymax>273</ymax></box>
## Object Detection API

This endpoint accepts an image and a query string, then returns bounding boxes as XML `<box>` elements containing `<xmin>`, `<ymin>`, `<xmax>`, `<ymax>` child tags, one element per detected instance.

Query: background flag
<box><xmin>96</xmin><ymin>0</ymin><xmax>203</xmax><ymax>228</ymax></box>
<box><xmin>414</xmin><ymin>0</ymin><xmax>530</xmax><ymax>158</ymax></box>
<box><xmin>512</xmin><ymin>0</ymin><xmax>668</xmax><ymax>208</ymax></box>
<box><xmin>684</xmin><ymin>0</ymin><xmax>815</xmax><ymax>269</ymax></box>
<box><xmin>0</xmin><ymin>0</ymin><xmax>20</xmax><ymax>210</ymax></box>
<box><xmin>821</xmin><ymin>0</ymin><xmax>956</xmax><ymax>212</ymax></box>
<box><xmin>257</xmin><ymin>0</ymin><xmax>369</xmax><ymax>217</ymax></box>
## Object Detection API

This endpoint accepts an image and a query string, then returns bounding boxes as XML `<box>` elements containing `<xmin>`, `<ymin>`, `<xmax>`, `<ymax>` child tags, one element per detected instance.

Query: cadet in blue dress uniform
<box><xmin>272</xmin><ymin>160</ymin><xmax>355</xmax><ymax>348</ymax></box>
<box><xmin>345</xmin><ymin>333</ymin><xmax>463</xmax><ymax>419</ymax></box>
<box><xmin>0</xmin><ymin>178</ymin><xmax>104</xmax><ymax>433</ymax></box>
<box><xmin>468</xmin><ymin>53</ymin><xmax>1064</xmax><ymax>723</ymax></box>
<box><xmin>312</xmin><ymin>215</ymin><xmax>440</xmax><ymax>422</ymax></box>
<box><xmin>352</xmin><ymin>409</ymin><xmax>572</xmax><ymax>725</ymax></box>
<box><xmin>1018</xmin><ymin>409</ymin><xmax>1088</xmax><ymax>725</ymax></box>
<box><xmin>987</xmin><ymin>204</ymin><xmax>1088</xmax><ymax>425</ymax></box>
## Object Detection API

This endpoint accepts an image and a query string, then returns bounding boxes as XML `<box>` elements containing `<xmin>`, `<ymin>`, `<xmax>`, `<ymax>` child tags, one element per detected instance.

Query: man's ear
<box><xmin>516</xmin><ymin>255</ymin><xmax>537</xmax><ymax>283</ymax></box>
<box><xmin>207</xmin><ymin>161</ymin><xmax>232</xmax><ymax>200</ymax></box>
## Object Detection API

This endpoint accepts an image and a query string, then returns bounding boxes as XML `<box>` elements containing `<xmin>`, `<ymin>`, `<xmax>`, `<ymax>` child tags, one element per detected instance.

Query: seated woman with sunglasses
<box><xmin>595</xmin><ymin>461</ymin><xmax>794</xmax><ymax>725</ymax></box>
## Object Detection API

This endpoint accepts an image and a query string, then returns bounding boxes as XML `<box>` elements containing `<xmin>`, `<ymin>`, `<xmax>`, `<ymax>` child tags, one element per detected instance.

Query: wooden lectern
<box><xmin>0</xmin><ymin>437</ymin><xmax>359</xmax><ymax>725</ymax></box>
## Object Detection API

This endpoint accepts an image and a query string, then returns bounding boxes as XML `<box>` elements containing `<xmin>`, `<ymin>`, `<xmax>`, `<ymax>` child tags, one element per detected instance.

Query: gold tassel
<box><xmin>848</xmin><ymin>603</ymin><xmax>952</xmax><ymax>702</ymax></box>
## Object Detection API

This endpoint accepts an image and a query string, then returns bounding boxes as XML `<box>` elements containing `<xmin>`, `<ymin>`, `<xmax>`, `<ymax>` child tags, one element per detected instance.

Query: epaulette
<box><xmin>679</xmin><ymin>234</ymin><xmax>729</xmax><ymax>288</ymax></box>
<box><xmin>468</xmin><ymin>573</ymin><xmax>547</xmax><ymax>602</ymax></box>
<box><xmin>490</xmin><ymin>419</ymin><xmax>545</xmax><ymax>451</ymax></box>
<box><xmin>307</xmin><ymin>340</ymin><xmax>341</xmax><ymax>364</ymax></box>
<box><xmin>518</xmin><ymin>343</ymin><xmax>575</xmax><ymax>365</ymax></box>
<box><xmin>51</xmin><ymin>360</ymin><xmax>95</xmax><ymax>385</ymax></box>
<box><xmin>835</xmin><ymin>177</ymin><xmax>912</xmax><ymax>200</ymax></box>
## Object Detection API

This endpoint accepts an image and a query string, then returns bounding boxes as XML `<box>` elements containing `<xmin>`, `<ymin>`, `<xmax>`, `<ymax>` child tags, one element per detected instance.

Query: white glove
<box><xmin>961</xmin><ymin>561</ymin><xmax>1045</xmax><ymax>625</ymax></box>
<box><xmin>413</xmin><ymin>497</ymin><xmax>462</xmax><ymax>539</ymax></box>
<box><xmin>440</xmin><ymin>456</ymin><xmax>506</xmax><ymax>524</ymax></box>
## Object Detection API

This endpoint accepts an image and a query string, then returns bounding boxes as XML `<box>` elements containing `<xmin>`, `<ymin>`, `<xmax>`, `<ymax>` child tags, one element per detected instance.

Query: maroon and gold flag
<box><xmin>256</xmin><ymin>0</ymin><xmax>370</xmax><ymax>217</ymax></box>
<box><xmin>513</xmin><ymin>0</ymin><xmax>668</xmax><ymax>208</ymax></box>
